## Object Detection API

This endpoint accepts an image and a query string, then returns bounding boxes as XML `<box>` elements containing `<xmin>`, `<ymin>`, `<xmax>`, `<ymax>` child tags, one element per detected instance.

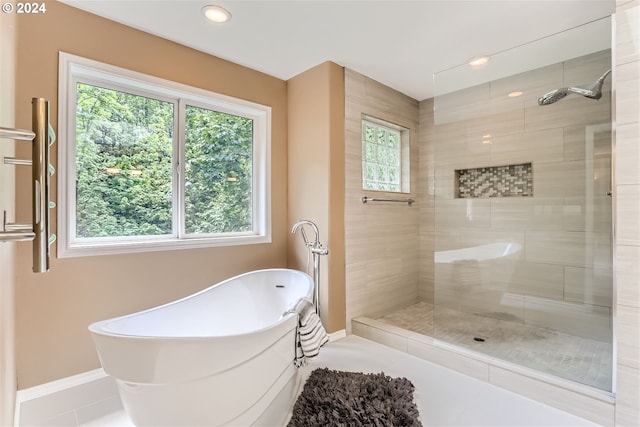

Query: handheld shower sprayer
<box><xmin>538</xmin><ymin>69</ymin><xmax>611</xmax><ymax>106</ymax></box>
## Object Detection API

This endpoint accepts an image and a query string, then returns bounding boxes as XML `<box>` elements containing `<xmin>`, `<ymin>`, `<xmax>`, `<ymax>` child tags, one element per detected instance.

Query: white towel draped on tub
<box><xmin>286</xmin><ymin>298</ymin><xmax>329</xmax><ymax>367</ymax></box>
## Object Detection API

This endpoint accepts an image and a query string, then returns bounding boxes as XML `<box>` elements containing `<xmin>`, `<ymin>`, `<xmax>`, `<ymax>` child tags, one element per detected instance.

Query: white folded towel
<box><xmin>286</xmin><ymin>298</ymin><xmax>329</xmax><ymax>367</ymax></box>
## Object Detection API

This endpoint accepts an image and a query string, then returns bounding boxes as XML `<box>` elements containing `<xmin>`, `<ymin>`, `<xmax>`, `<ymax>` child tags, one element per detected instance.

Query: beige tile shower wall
<box><xmin>432</xmin><ymin>50</ymin><xmax>614</xmax><ymax>341</ymax></box>
<box><xmin>344</xmin><ymin>69</ymin><xmax>420</xmax><ymax>330</ymax></box>
<box><xmin>614</xmin><ymin>1</ymin><xmax>640</xmax><ymax>425</ymax></box>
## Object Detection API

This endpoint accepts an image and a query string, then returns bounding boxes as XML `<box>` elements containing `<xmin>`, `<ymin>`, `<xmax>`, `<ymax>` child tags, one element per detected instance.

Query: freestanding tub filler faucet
<box><xmin>291</xmin><ymin>220</ymin><xmax>328</xmax><ymax>315</ymax></box>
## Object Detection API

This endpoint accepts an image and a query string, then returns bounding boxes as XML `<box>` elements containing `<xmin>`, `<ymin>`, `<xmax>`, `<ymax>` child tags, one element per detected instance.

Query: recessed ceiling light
<box><xmin>508</xmin><ymin>91</ymin><xmax>523</xmax><ymax>98</ymax></box>
<box><xmin>202</xmin><ymin>5</ymin><xmax>231</xmax><ymax>23</ymax></box>
<box><xmin>468</xmin><ymin>56</ymin><xmax>490</xmax><ymax>68</ymax></box>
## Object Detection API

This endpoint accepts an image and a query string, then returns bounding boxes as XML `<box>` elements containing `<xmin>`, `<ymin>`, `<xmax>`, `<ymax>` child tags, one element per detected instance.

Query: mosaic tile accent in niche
<box><xmin>456</xmin><ymin>163</ymin><xmax>533</xmax><ymax>198</ymax></box>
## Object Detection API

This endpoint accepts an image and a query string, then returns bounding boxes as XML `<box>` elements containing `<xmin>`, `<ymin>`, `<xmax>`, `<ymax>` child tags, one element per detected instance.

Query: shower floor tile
<box><xmin>378</xmin><ymin>302</ymin><xmax>613</xmax><ymax>391</ymax></box>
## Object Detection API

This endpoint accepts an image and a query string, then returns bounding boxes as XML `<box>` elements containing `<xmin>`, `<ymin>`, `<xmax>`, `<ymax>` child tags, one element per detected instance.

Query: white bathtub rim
<box><xmin>91</xmin><ymin>311</ymin><xmax>299</xmax><ymax>342</ymax></box>
<box><xmin>88</xmin><ymin>268</ymin><xmax>313</xmax><ymax>339</ymax></box>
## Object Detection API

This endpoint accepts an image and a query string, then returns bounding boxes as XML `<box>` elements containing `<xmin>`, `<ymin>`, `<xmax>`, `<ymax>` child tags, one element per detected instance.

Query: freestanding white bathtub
<box><xmin>88</xmin><ymin>268</ymin><xmax>313</xmax><ymax>426</ymax></box>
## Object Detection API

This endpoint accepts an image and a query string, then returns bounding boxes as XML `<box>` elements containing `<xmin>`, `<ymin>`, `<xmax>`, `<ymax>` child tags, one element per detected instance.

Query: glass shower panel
<box><xmin>432</xmin><ymin>17</ymin><xmax>613</xmax><ymax>392</ymax></box>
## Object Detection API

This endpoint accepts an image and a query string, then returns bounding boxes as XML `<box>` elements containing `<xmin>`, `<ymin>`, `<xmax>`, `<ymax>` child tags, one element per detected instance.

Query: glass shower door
<box><xmin>432</xmin><ymin>17</ymin><xmax>613</xmax><ymax>392</ymax></box>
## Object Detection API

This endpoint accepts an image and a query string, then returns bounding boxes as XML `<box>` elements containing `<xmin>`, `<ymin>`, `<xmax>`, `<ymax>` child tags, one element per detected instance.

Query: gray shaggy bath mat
<box><xmin>288</xmin><ymin>367</ymin><xmax>422</xmax><ymax>427</ymax></box>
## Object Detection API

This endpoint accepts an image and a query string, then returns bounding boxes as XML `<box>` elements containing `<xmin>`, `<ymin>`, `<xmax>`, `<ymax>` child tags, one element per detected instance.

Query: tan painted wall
<box><xmin>14</xmin><ymin>2</ymin><xmax>288</xmax><ymax>388</ymax></box>
<box><xmin>287</xmin><ymin>62</ymin><xmax>345</xmax><ymax>333</ymax></box>
<box><xmin>0</xmin><ymin>8</ymin><xmax>17</xmax><ymax>424</ymax></box>
<box><xmin>327</xmin><ymin>64</ymin><xmax>346</xmax><ymax>334</ymax></box>
<box><xmin>613</xmin><ymin>0</ymin><xmax>640</xmax><ymax>424</ymax></box>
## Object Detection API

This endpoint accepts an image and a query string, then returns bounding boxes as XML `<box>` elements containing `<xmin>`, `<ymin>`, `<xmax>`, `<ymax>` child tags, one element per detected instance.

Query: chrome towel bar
<box><xmin>3</xmin><ymin>157</ymin><xmax>33</xmax><ymax>166</ymax></box>
<box><xmin>362</xmin><ymin>196</ymin><xmax>415</xmax><ymax>205</ymax></box>
<box><xmin>0</xmin><ymin>98</ymin><xmax>55</xmax><ymax>272</ymax></box>
<box><xmin>0</xmin><ymin>127</ymin><xmax>35</xmax><ymax>141</ymax></box>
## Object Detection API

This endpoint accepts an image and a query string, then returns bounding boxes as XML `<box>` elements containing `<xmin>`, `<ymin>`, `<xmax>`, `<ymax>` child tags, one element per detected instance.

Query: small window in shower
<box><xmin>456</xmin><ymin>162</ymin><xmax>533</xmax><ymax>198</ymax></box>
<box><xmin>361</xmin><ymin>117</ymin><xmax>410</xmax><ymax>193</ymax></box>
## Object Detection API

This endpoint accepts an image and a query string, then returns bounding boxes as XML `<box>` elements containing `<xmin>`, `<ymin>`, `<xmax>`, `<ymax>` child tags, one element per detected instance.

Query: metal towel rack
<box><xmin>362</xmin><ymin>196</ymin><xmax>415</xmax><ymax>205</ymax></box>
<box><xmin>0</xmin><ymin>98</ymin><xmax>55</xmax><ymax>273</ymax></box>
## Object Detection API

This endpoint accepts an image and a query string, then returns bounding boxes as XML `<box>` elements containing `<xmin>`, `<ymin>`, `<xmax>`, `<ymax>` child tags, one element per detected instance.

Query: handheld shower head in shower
<box><xmin>538</xmin><ymin>69</ymin><xmax>611</xmax><ymax>106</ymax></box>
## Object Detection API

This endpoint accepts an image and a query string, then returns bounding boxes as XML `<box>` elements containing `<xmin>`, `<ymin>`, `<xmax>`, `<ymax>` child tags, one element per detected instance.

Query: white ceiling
<box><xmin>62</xmin><ymin>0</ymin><xmax>615</xmax><ymax>101</ymax></box>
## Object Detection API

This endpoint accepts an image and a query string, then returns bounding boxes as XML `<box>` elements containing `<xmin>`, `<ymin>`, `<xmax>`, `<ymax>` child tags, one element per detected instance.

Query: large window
<box><xmin>58</xmin><ymin>53</ymin><xmax>271</xmax><ymax>257</ymax></box>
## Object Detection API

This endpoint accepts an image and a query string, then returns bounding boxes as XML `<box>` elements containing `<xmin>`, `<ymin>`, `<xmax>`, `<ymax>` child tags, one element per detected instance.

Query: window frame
<box><xmin>58</xmin><ymin>52</ymin><xmax>271</xmax><ymax>258</ymax></box>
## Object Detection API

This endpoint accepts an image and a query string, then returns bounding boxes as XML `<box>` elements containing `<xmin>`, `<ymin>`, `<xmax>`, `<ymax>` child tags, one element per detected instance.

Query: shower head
<box><xmin>538</xmin><ymin>88</ymin><xmax>570</xmax><ymax>105</ymax></box>
<box><xmin>537</xmin><ymin>69</ymin><xmax>611</xmax><ymax>106</ymax></box>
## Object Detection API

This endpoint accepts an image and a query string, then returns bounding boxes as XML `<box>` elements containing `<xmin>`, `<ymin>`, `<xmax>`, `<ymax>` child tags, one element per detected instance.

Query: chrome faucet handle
<box><xmin>311</xmin><ymin>244</ymin><xmax>329</xmax><ymax>256</ymax></box>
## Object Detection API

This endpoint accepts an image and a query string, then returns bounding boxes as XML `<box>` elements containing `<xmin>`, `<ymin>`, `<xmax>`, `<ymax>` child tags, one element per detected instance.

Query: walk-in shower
<box><xmin>376</xmin><ymin>16</ymin><xmax>614</xmax><ymax>392</ymax></box>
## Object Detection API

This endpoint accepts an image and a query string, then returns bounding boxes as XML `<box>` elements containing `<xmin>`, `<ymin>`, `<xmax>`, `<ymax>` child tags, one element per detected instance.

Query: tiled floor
<box><xmin>86</xmin><ymin>335</ymin><xmax>597</xmax><ymax>426</ymax></box>
<box><xmin>379</xmin><ymin>301</ymin><xmax>613</xmax><ymax>391</ymax></box>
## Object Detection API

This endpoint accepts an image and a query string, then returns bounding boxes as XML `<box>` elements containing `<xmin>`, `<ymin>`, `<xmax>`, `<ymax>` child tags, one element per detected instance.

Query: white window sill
<box><xmin>57</xmin><ymin>234</ymin><xmax>271</xmax><ymax>258</ymax></box>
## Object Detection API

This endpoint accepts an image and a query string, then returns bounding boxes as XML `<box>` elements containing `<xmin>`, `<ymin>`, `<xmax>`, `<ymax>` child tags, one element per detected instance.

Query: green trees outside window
<box><xmin>75</xmin><ymin>83</ymin><xmax>254</xmax><ymax>239</ymax></box>
<box><xmin>184</xmin><ymin>105</ymin><xmax>253</xmax><ymax>234</ymax></box>
<box><xmin>76</xmin><ymin>83</ymin><xmax>174</xmax><ymax>238</ymax></box>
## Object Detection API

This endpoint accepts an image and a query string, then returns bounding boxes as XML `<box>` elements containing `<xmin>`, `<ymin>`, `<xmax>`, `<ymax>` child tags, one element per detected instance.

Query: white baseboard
<box><xmin>15</xmin><ymin>369</ymin><xmax>120</xmax><ymax>427</ymax></box>
<box><xmin>16</xmin><ymin>369</ymin><xmax>108</xmax><ymax>403</ymax></box>
<box><xmin>328</xmin><ymin>329</ymin><xmax>347</xmax><ymax>342</ymax></box>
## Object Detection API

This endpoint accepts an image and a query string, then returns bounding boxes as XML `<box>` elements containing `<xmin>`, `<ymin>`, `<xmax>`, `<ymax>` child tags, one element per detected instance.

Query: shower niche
<box><xmin>455</xmin><ymin>162</ymin><xmax>533</xmax><ymax>198</ymax></box>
